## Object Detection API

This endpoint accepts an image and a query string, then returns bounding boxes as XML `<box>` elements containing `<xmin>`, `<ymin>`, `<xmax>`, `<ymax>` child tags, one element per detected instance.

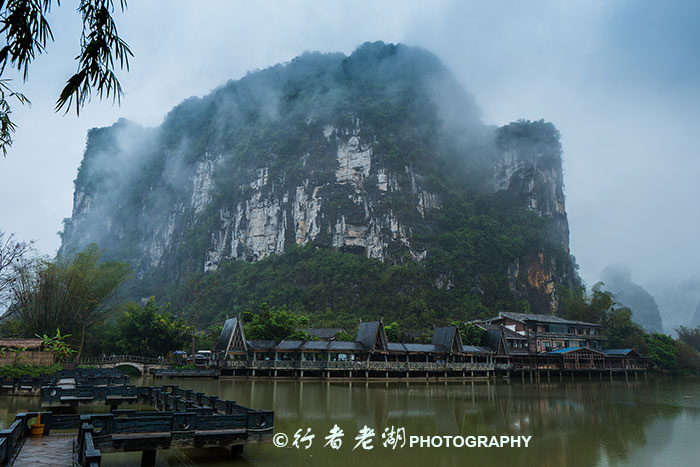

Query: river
<box><xmin>1</xmin><ymin>377</ymin><xmax>699</xmax><ymax>466</ymax></box>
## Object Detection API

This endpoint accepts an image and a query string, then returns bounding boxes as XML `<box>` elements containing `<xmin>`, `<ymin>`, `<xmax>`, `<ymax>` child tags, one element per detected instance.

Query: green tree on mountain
<box><xmin>243</xmin><ymin>303</ymin><xmax>311</xmax><ymax>341</ymax></box>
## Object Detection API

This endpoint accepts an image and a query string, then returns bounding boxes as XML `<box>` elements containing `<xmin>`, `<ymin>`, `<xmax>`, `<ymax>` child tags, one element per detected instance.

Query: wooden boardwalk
<box><xmin>1</xmin><ymin>383</ymin><xmax>274</xmax><ymax>466</ymax></box>
<box><xmin>13</xmin><ymin>434</ymin><xmax>75</xmax><ymax>466</ymax></box>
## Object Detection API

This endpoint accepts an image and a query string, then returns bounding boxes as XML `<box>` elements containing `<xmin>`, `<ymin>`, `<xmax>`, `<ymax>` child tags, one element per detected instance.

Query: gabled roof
<box><xmin>432</xmin><ymin>326</ymin><xmax>464</xmax><ymax>353</ymax></box>
<box><xmin>492</xmin><ymin>312</ymin><xmax>603</xmax><ymax>328</ymax></box>
<box><xmin>215</xmin><ymin>317</ymin><xmax>247</xmax><ymax>353</ymax></box>
<box><xmin>481</xmin><ymin>329</ymin><xmax>509</xmax><ymax>356</ymax></box>
<box><xmin>356</xmin><ymin>321</ymin><xmax>388</xmax><ymax>351</ymax></box>
<box><xmin>476</xmin><ymin>323</ymin><xmax>527</xmax><ymax>340</ymax></box>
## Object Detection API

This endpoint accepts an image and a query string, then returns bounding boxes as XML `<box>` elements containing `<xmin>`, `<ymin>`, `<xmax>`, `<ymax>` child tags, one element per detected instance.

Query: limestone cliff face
<box><xmin>493</xmin><ymin>121</ymin><xmax>575</xmax><ymax>313</ymax></box>
<box><xmin>60</xmin><ymin>42</ymin><xmax>578</xmax><ymax>315</ymax></box>
<box><xmin>198</xmin><ymin>120</ymin><xmax>436</xmax><ymax>269</ymax></box>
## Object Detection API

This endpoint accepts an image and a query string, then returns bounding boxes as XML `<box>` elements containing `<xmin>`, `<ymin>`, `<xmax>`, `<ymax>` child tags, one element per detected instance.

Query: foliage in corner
<box><xmin>36</xmin><ymin>328</ymin><xmax>76</xmax><ymax>361</ymax></box>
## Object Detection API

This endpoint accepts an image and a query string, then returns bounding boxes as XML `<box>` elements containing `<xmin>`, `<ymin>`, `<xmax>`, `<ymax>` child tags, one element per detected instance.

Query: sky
<box><xmin>0</xmin><ymin>0</ymin><xmax>698</xmax><ymax>319</ymax></box>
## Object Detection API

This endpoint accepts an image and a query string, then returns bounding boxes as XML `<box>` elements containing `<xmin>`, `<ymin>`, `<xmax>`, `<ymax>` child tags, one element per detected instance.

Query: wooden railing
<box><xmin>151</xmin><ymin>368</ymin><xmax>219</xmax><ymax>378</ymax></box>
<box><xmin>42</xmin><ymin>384</ymin><xmax>148</xmax><ymax>405</ymax></box>
<box><xmin>26</xmin><ymin>384</ymin><xmax>274</xmax><ymax>466</ymax></box>
<box><xmin>79</xmin><ymin>355</ymin><xmax>163</xmax><ymax>365</ymax></box>
<box><xmin>78</xmin><ymin>423</ymin><xmax>101</xmax><ymax>467</ymax></box>
<box><xmin>224</xmin><ymin>360</ymin><xmax>495</xmax><ymax>372</ymax></box>
<box><xmin>509</xmin><ymin>360</ymin><xmax>648</xmax><ymax>371</ymax></box>
<box><xmin>0</xmin><ymin>413</ymin><xmax>26</xmax><ymax>465</ymax></box>
<box><xmin>1</xmin><ymin>375</ymin><xmax>57</xmax><ymax>394</ymax></box>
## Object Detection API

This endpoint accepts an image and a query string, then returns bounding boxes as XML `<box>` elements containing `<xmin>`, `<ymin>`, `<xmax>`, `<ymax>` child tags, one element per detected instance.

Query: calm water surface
<box><xmin>1</xmin><ymin>377</ymin><xmax>699</xmax><ymax>467</ymax></box>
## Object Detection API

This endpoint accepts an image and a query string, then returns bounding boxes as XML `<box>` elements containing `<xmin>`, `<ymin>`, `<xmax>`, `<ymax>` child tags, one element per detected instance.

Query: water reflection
<box><xmin>2</xmin><ymin>378</ymin><xmax>698</xmax><ymax>466</ymax></box>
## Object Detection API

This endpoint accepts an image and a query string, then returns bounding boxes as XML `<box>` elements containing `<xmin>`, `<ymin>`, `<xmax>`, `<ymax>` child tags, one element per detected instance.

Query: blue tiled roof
<box><xmin>546</xmin><ymin>347</ymin><xmax>584</xmax><ymax>354</ymax></box>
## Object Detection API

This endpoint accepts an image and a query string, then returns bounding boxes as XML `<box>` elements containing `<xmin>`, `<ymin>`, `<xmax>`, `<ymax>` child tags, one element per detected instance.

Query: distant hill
<box><xmin>601</xmin><ymin>264</ymin><xmax>663</xmax><ymax>332</ymax></box>
<box><xmin>692</xmin><ymin>300</ymin><xmax>700</xmax><ymax>328</ymax></box>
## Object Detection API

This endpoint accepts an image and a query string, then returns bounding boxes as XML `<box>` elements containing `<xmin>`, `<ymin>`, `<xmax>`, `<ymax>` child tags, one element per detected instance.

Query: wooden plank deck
<box><xmin>13</xmin><ymin>435</ymin><xmax>74</xmax><ymax>466</ymax></box>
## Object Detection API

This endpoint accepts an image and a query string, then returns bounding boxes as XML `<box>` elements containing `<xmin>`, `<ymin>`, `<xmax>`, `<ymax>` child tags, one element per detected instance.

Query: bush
<box><xmin>645</xmin><ymin>333</ymin><xmax>678</xmax><ymax>372</ymax></box>
<box><xmin>0</xmin><ymin>363</ymin><xmax>63</xmax><ymax>378</ymax></box>
<box><xmin>675</xmin><ymin>341</ymin><xmax>700</xmax><ymax>376</ymax></box>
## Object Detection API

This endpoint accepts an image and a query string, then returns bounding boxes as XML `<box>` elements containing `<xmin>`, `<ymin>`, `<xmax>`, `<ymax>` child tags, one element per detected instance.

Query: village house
<box><xmin>212</xmin><ymin>314</ymin><xmax>647</xmax><ymax>378</ymax></box>
<box><xmin>481</xmin><ymin>311</ymin><xmax>606</xmax><ymax>352</ymax></box>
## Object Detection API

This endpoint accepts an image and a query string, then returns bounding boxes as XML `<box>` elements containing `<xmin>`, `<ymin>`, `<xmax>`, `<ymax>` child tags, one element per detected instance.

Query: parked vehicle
<box><xmin>194</xmin><ymin>350</ymin><xmax>212</xmax><ymax>369</ymax></box>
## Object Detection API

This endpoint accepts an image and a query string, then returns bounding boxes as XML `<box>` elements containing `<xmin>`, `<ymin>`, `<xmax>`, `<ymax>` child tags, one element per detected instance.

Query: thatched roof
<box><xmin>0</xmin><ymin>338</ymin><xmax>44</xmax><ymax>350</ymax></box>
